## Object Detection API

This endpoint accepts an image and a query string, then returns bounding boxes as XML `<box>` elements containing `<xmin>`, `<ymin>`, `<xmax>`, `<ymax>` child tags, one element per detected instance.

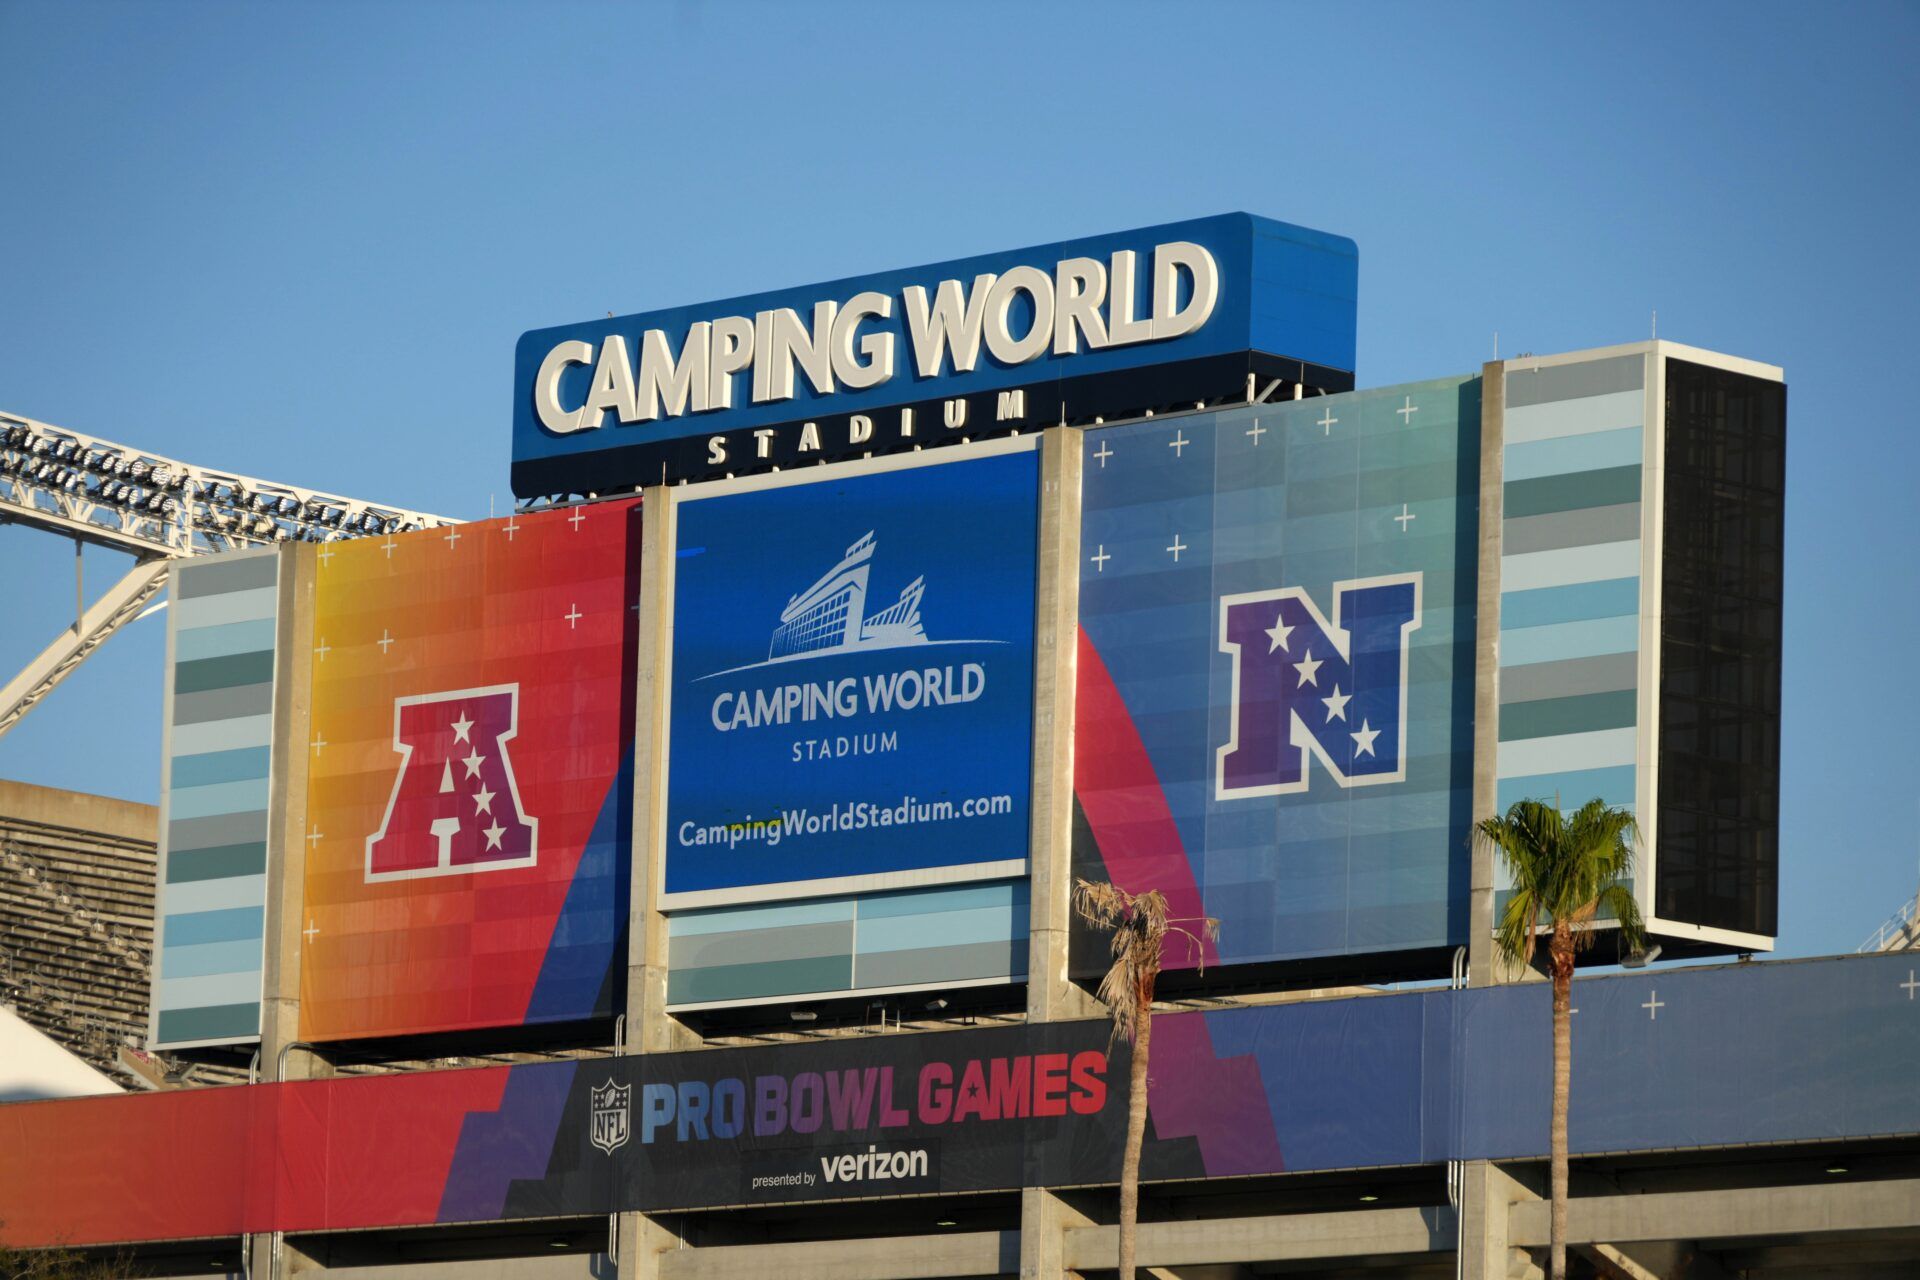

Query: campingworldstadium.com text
<box><xmin>677</xmin><ymin>794</ymin><xmax>1015</xmax><ymax>851</ymax></box>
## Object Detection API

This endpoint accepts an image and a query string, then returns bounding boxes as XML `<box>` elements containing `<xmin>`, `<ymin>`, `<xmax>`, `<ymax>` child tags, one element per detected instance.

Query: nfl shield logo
<box><xmin>589</xmin><ymin>1078</ymin><xmax>630</xmax><ymax>1155</ymax></box>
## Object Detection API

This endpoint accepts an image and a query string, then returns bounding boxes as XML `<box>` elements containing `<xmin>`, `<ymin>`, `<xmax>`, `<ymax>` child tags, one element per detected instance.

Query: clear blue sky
<box><xmin>2</xmin><ymin>2</ymin><xmax>1915</xmax><ymax>959</ymax></box>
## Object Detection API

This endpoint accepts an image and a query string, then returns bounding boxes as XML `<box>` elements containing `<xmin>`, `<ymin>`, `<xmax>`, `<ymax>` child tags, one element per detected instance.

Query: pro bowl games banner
<box><xmin>1074</xmin><ymin>379</ymin><xmax>1481</xmax><ymax>973</ymax></box>
<box><xmin>663</xmin><ymin>441</ymin><xmax>1039</xmax><ymax>907</ymax></box>
<box><xmin>300</xmin><ymin>501</ymin><xmax>641</xmax><ymax>1040</ymax></box>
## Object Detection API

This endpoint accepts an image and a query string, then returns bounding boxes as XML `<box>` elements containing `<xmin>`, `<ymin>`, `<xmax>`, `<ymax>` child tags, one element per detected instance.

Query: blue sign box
<box><xmin>662</xmin><ymin>443</ymin><xmax>1040</xmax><ymax>907</ymax></box>
<box><xmin>512</xmin><ymin>214</ymin><xmax>1358</xmax><ymax>496</ymax></box>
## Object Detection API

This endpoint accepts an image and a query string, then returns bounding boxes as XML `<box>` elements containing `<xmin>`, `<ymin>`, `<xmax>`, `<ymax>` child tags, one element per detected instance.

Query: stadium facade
<box><xmin>9</xmin><ymin>215</ymin><xmax>1911</xmax><ymax>1280</ymax></box>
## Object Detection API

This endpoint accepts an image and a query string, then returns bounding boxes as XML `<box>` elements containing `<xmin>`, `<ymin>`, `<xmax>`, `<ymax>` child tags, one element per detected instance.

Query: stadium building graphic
<box><xmin>768</xmin><ymin>530</ymin><xmax>929</xmax><ymax>660</ymax></box>
<box><xmin>12</xmin><ymin>214</ymin><xmax>1913</xmax><ymax>1280</ymax></box>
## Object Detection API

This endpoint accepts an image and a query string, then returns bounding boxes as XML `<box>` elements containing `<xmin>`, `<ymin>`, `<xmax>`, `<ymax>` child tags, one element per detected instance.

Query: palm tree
<box><xmin>1073</xmin><ymin>880</ymin><xmax>1217</xmax><ymax>1280</ymax></box>
<box><xmin>1477</xmin><ymin>798</ymin><xmax>1646</xmax><ymax>1280</ymax></box>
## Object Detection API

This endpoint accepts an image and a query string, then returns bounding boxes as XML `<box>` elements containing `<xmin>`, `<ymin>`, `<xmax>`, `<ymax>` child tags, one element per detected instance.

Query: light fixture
<box><xmin>1826</xmin><ymin>1164</ymin><xmax>1848</xmax><ymax>1174</ymax></box>
<box><xmin>1620</xmin><ymin>943</ymin><xmax>1663</xmax><ymax>969</ymax></box>
<box><xmin>935</xmin><ymin>1219</ymin><xmax>958</xmax><ymax>1228</ymax></box>
<box><xmin>925</xmin><ymin>998</ymin><xmax>949</xmax><ymax>1012</ymax></box>
<box><xmin>789</xmin><ymin>1010</ymin><xmax>817</xmax><ymax>1023</ymax></box>
<box><xmin>1358</xmin><ymin>1193</ymin><xmax>1379</xmax><ymax>1203</ymax></box>
<box><xmin>548</xmin><ymin>1237</ymin><xmax>569</xmax><ymax>1249</ymax></box>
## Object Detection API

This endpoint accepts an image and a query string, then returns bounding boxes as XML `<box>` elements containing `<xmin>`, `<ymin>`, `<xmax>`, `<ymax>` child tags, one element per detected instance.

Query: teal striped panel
<box><xmin>1501</xmin><ymin>578</ymin><xmax>1639</xmax><ymax>631</ymax></box>
<box><xmin>159</xmin><ymin>938</ymin><xmax>264</xmax><ymax>979</ymax></box>
<box><xmin>163</xmin><ymin>905</ymin><xmax>264</xmax><ymax>947</ymax></box>
<box><xmin>168</xmin><ymin>746</ymin><xmax>270</xmax><ymax>789</ymax></box>
<box><xmin>1498</xmin><ymin>690</ymin><xmax>1637</xmax><ymax>741</ymax></box>
<box><xmin>154</xmin><ymin>550</ymin><xmax>276</xmax><ymax>1050</ymax></box>
<box><xmin>1504</xmin><ymin>465</ymin><xmax>1642</xmax><ymax>519</ymax></box>
<box><xmin>158</xmin><ymin>970</ymin><xmax>261</xmax><ymax>1011</ymax></box>
<box><xmin>1497</xmin><ymin>727</ymin><xmax>1637</xmax><ymax>779</ymax></box>
<box><xmin>174</xmin><ymin>618</ymin><xmax>277</xmax><ymax>662</ymax></box>
<box><xmin>1500</xmin><ymin>540</ymin><xmax>1641</xmax><ymax>593</ymax></box>
<box><xmin>1497</xmin><ymin>765</ymin><xmax>1638</xmax><ymax>813</ymax></box>
<box><xmin>155</xmin><ymin>1004</ymin><xmax>260</xmax><ymax>1046</ymax></box>
<box><xmin>1503</xmin><ymin>426</ymin><xmax>1643</xmax><ymax>482</ymax></box>
<box><xmin>1504</xmin><ymin>388</ymin><xmax>1643</xmax><ymax>444</ymax></box>
<box><xmin>1499</xmin><ymin>615</ymin><xmax>1639</xmax><ymax>667</ymax></box>
<box><xmin>166</xmin><ymin>776</ymin><xmax>271</xmax><ymax>822</ymax></box>
<box><xmin>1506</xmin><ymin>355</ymin><xmax>1643</xmax><ymax>408</ymax></box>
<box><xmin>665</xmin><ymin>879</ymin><xmax>1027</xmax><ymax>1008</ymax></box>
<box><xmin>174</xmin><ymin>650</ymin><xmax>275</xmax><ymax>694</ymax></box>
<box><xmin>669</xmin><ymin>896</ymin><xmax>855</xmax><ymax>937</ymax></box>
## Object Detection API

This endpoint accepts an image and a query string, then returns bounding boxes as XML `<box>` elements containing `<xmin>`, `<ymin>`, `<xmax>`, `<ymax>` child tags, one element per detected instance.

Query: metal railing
<box><xmin>1858</xmin><ymin>893</ymin><xmax>1920</xmax><ymax>953</ymax></box>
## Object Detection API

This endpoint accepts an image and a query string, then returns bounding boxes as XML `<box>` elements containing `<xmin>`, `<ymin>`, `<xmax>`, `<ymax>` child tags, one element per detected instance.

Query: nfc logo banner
<box><xmin>1216</xmin><ymin>575</ymin><xmax>1422</xmax><ymax>798</ymax></box>
<box><xmin>365</xmin><ymin>685</ymin><xmax>539</xmax><ymax>881</ymax></box>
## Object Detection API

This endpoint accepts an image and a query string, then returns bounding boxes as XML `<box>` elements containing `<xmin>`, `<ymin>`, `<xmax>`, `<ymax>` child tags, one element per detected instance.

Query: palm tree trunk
<box><xmin>1549</xmin><ymin>926</ymin><xmax>1574</xmax><ymax>1280</ymax></box>
<box><xmin>1118</xmin><ymin>996</ymin><xmax>1151</xmax><ymax>1280</ymax></box>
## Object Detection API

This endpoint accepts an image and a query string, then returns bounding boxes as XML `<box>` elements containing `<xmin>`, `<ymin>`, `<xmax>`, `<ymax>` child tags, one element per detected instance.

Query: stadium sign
<box><xmin>511</xmin><ymin>213</ymin><xmax>1358</xmax><ymax>496</ymax></box>
<box><xmin>662</xmin><ymin>442</ymin><xmax>1038</xmax><ymax>908</ymax></box>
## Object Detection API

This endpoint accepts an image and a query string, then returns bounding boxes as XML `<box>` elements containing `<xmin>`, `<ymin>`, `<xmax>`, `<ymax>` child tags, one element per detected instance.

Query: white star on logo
<box><xmin>483</xmin><ymin>821</ymin><xmax>506</xmax><ymax>850</ymax></box>
<box><xmin>451</xmin><ymin>712</ymin><xmax>474</xmax><ymax>744</ymax></box>
<box><xmin>1351</xmin><ymin>719</ymin><xmax>1380</xmax><ymax>758</ymax></box>
<box><xmin>1322</xmin><ymin>685</ymin><xmax>1351</xmax><ymax>722</ymax></box>
<box><xmin>1293</xmin><ymin>650</ymin><xmax>1323</xmax><ymax>687</ymax></box>
<box><xmin>472</xmin><ymin>785</ymin><xmax>495</xmax><ymax>815</ymax></box>
<box><xmin>1266</xmin><ymin>614</ymin><xmax>1295</xmax><ymax>654</ymax></box>
<box><xmin>462</xmin><ymin>749</ymin><xmax>485</xmax><ymax>779</ymax></box>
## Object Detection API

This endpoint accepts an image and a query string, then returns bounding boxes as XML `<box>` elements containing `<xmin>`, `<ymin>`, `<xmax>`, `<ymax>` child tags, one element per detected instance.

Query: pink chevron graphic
<box><xmin>1146</xmin><ymin>1011</ymin><xmax>1285</xmax><ymax>1176</ymax></box>
<box><xmin>1074</xmin><ymin>629</ymin><xmax>1219</xmax><ymax>969</ymax></box>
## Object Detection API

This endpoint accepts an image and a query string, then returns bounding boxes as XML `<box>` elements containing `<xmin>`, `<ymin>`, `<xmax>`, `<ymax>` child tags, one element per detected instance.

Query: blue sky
<box><xmin>1</xmin><ymin>2</ymin><xmax>1915</xmax><ymax>959</ymax></box>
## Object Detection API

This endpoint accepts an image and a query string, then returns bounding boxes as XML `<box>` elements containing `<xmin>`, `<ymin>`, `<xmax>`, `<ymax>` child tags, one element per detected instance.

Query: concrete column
<box><xmin>626</xmin><ymin>486</ymin><xmax>699</xmax><ymax>1055</ymax></box>
<box><xmin>1468</xmin><ymin>361</ymin><xmax>1508</xmax><ymax>989</ymax></box>
<box><xmin>1457</xmin><ymin>1160</ymin><xmax>1539</xmax><ymax>1280</ymax></box>
<box><xmin>1020</xmin><ymin>1186</ymin><xmax>1093</xmax><ymax>1280</ymax></box>
<box><xmin>1026</xmin><ymin>427</ymin><xmax>1098</xmax><ymax>1024</ymax></box>
<box><xmin>259</xmin><ymin>542</ymin><xmax>321</xmax><ymax>1074</ymax></box>
<box><xmin>618</xmin><ymin>487</ymin><xmax>701</xmax><ymax>1280</ymax></box>
<box><xmin>616</xmin><ymin>1208</ymin><xmax>688</xmax><ymax>1280</ymax></box>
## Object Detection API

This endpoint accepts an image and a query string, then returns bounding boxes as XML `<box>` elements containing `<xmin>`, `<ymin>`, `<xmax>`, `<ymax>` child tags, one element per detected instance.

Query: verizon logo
<box><xmin>820</xmin><ymin>1144</ymin><xmax>930</xmax><ymax>1184</ymax></box>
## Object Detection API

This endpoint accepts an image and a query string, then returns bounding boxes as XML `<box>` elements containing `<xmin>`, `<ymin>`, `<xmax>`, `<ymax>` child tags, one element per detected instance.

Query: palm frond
<box><xmin>1478</xmin><ymin>796</ymin><xmax>1642</xmax><ymax>967</ymax></box>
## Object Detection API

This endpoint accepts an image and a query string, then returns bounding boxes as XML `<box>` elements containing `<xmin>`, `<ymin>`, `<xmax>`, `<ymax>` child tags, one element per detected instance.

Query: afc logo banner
<box><xmin>366</xmin><ymin>685</ymin><xmax>539</xmax><ymax>882</ymax></box>
<box><xmin>1216</xmin><ymin>574</ymin><xmax>1422</xmax><ymax>799</ymax></box>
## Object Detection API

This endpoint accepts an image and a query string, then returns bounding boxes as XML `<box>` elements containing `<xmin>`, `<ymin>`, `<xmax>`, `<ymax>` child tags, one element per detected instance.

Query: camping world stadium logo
<box><xmin>590</xmin><ymin>1078</ymin><xmax>631</xmax><ymax>1155</ymax></box>
<box><xmin>1216</xmin><ymin>574</ymin><xmax>1422</xmax><ymax>798</ymax></box>
<box><xmin>365</xmin><ymin>685</ymin><xmax>539</xmax><ymax>882</ymax></box>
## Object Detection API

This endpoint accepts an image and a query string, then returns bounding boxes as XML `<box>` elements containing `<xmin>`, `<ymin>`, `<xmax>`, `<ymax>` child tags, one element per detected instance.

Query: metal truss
<box><xmin>0</xmin><ymin>409</ymin><xmax>456</xmax><ymax>738</ymax></box>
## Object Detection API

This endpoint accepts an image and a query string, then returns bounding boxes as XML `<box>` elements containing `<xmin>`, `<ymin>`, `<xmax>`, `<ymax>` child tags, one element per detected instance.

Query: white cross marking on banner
<box><xmin>569</xmin><ymin>509</ymin><xmax>586</xmax><ymax>532</ymax></box>
<box><xmin>303</xmin><ymin>919</ymin><xmax>320</xmax><ymax>945</ymax></box>
<box><xmin>1246</xmin><ymin>420</ymin><xmax>1267</xmax><ymax>445</ymax></box>
<box><xmin>1643</xmin><ymin>991</ymin><xmax>1665</xmax><ymax>1020</ymax></box>
<box><xmin>566</xmin><ymin>604</ymin><xmax>583</xmax><ymax>629</ymax></box>
<box><xmin>1318</xmin><ymin>408</ymin><xmax>1338</xmax><ymax>436</ymax></box>
<box><xmin>376</xmin><ymin>629</ymin><xmax>395</xmax><ymax>654</ymax></box>
<box><xmin>1090</xmin><ymin>545</ymin><xmax>1111</xmax><ymax>573</ymax></box>
<box><xmin>503</xmin><ymin>516</ymin><xmax>520</xmax><ymax>541</ymax></box>
<box><xmin>310</xmin><ymin>734</ymin><xmax>327</xmax><ymax>757</ymax></box>
<box><xmin>1397</xmin><ymin>396</ymin><xmax>1419</xmax><ymax>424</ymax></box>
<box><xmin>317</xmin><ymin>545</ymin><xmax>335</xmax><ymax>566</ymax></box>
<box><xmin>1093</xmin><ymin>440</ymin><xmax>1113</xmax><ymax>468</ymax></box>
<box><xmin>382</xmin><ymin>535</ymin><xmax>397</xmax><ymax>558</ymax></box>
<box><xmin>313</xmin><ymin>638</ymin><xmax>331</xmax><ymax>662</ymax></box>
<box><xmin>306</xmin><ymin>825</ymin><xmax>324</xmax><ymax>848</ymax></box>
<box><xmin>1167</xmin><ymin>430</ymin><xmax>1190</xmax><ymax>458</ymax></box>
<box><xmin>1395</xmin><ymin>504</ymin><xmax>1417</xmax><ymax>532</ymax></box>
<box><xmin>1166</xmin><ymin>535</ymin><xmax>1188</xmax><ymax>563</ymax></box>
<box><xmin>1902</xmin><ymin>970</ymin><xmax>1919</xmax><ymax>1000</ymax></box>
<box><xmin>444</xmin><ymin>526</ymin><xmax>461</xmax><ymax>549</ymax></box>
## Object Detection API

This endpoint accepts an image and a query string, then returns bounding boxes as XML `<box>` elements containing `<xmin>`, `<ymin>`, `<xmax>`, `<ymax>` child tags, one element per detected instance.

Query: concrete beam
<box><xmin>288</xmin><ymin>1254</ymin><xmax>601</xmax><ymax>1279</ymax></box>
<box><xmin>655</xmin><ymin>1230</ymin><xmax>1014</xmax><ymax>1280</ymax></box>
<box><xmin>1510</xmin><ymin>1178</ymin><xmax>1920</xmax><ymax>1245</ymax></box>
<box><xmin>1020</xmin><ymin>1185</ymin><xmax>1092</xmax><ymax>1279</ymax></box>
<box><xmin>1064</xmin><ymin>1207</ymin><xmax>1456</xmax><ymax>1270</ymax></box>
